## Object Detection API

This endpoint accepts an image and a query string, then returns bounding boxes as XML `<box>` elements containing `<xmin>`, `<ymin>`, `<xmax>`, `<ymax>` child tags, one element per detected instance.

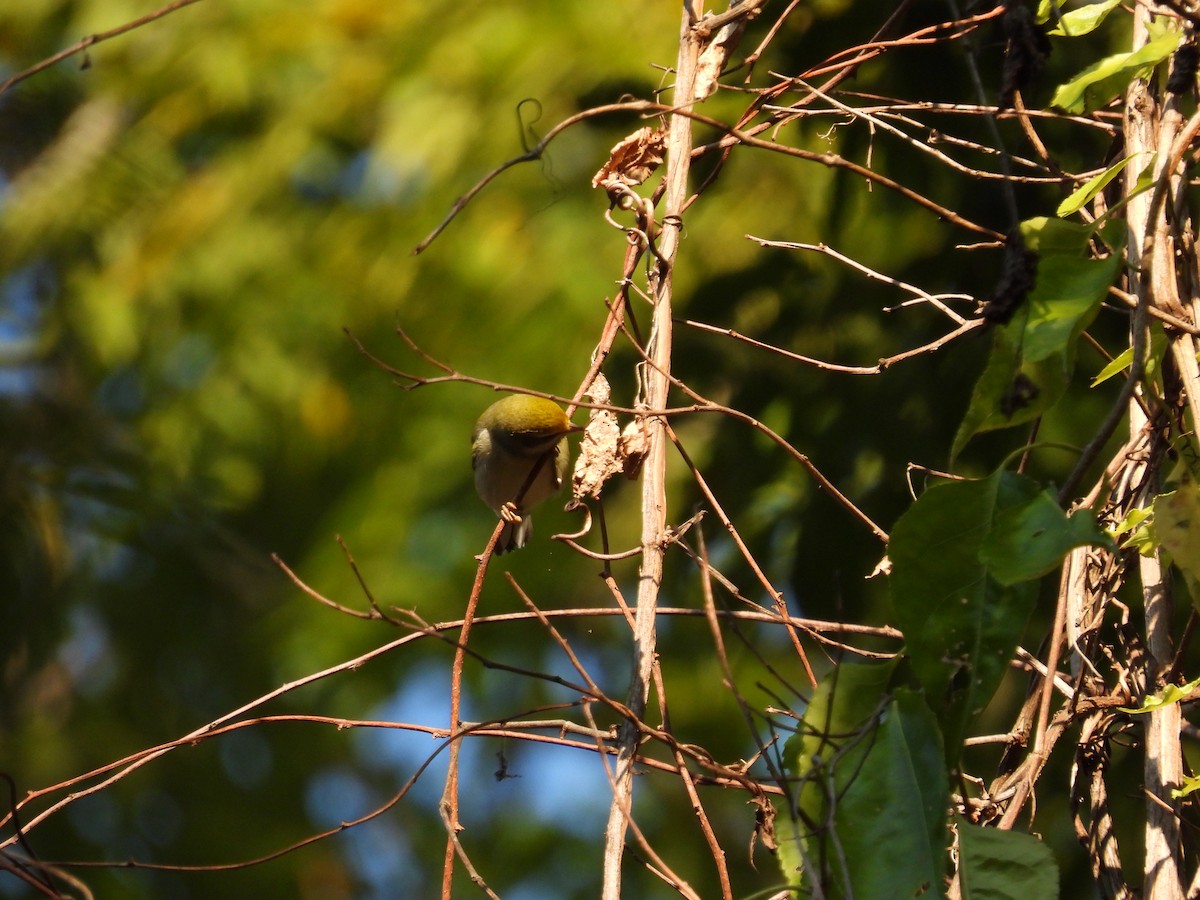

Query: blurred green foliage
<box><xmin>0</xmin><ymin>1</ymin><xmax>1143</xmax><ymax>897</ymax></box>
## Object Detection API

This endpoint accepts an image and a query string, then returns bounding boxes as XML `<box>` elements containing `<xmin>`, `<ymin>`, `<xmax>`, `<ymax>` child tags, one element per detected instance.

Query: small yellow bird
<box><xmin>471</xmin><ymin>395</ymin><xmax>572</xmax><ymax>554</ymax></box>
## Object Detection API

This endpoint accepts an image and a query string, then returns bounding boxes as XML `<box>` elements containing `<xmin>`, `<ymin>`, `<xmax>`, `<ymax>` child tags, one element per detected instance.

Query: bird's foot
<box><xmin>499</xmin><ymin>502</ymin><xmax>525</xmax><ymax>524</ymax></box>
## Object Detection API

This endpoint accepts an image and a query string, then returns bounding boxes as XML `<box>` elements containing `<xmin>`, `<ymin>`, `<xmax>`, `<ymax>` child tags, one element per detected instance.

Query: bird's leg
<box><xmin>499</xmin><ymin>501</ymin><xmax>524</xmax><ymax>524</ymax></box>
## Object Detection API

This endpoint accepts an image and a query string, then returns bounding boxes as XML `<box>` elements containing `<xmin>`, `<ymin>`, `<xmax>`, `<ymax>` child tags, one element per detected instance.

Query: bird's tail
<box><xmin>495</xmin><ymin>515</ymin><xmax>532</xmax><ymax>555</ymax></box>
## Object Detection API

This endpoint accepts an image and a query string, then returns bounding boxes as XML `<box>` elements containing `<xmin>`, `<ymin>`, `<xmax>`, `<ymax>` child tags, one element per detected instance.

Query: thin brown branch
<box><xmin>683</xmin><ymin>316</ymin><xmax>983</xmax><ymax>374</ymax></box>
<box><xmin>685</xmin><ymin>108</ymin><xmax>1005</xmax><ymax>238</ymax></box>
<box><xmin>694</xmin><ymin>525</ymin><xmax>793</xmax><ymax>785</ymax></box>
<box><xmin>665</xmin><ymin>421</ymin><xmax>818</xmax><ymax>687</ymax></box>
<box><xmin>0</xmin><ymin>0</ymin><xmax>205</xmax><ymax>98</ymax></box>
<box><xmin>651</xmin><ymin>657</ymin><xmax>734</xmax><ymax>900</ymax></box>
<box><xmin>271</xmin><ymin>551</ymin><xmax>382</xmax><ymax>621</ymax></box>
<box><xmin>412</xmin><ymin>100</ymin><xmax>656</xmax><ymax>254</ymax></box>
<box><xmin>439</xmin><ymin>524</ymin><xmax>501</xmax><ymax>896</ymax></box>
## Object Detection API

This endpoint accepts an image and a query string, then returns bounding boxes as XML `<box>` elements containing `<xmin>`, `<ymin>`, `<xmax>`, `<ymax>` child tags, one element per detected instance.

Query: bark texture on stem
<box><xmin>600</xmin><ymin>4</ymin><xmax>703</xmax><ymax>897</ymax></box>
<box><xmin>1124</xmin><ymin>7</ymin><xmax>1185</xmax><ymax>897</ymax></box>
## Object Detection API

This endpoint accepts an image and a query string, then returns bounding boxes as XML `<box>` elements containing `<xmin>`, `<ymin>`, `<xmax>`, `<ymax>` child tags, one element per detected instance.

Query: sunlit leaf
<box><xmin>1152</xmin><ymin>481</ymin><xmax>1200</xmax><ymax>606</ymax></box>
<box><xmin>1110</xmin><ymin>504</ymin><xmax>1153</xmax><ymax>538</ymax></box>
<box><xmin>1020</xmin><ymin>255</ymin><xmax>1118</xmax><ymax>362</ymax></box>
<box><xmin>1119</xmin><ymin>675</ymin><xmax>1200</xmax><ymax>714</ymax></box>
<box><xmin>1052</xmin><ymin>28</ymin><xmax>1181</xmax><ymax>113</ymax></box>
<box><xmin>1091</xmin><ymin>347</ymin><xmax>1132</xmax><ymax>386</ymax></box>
<box><xmin>952</xmin><ymin>327</ymin><xmax>1065</xmax><ymax>458</ymax></box>
<box><xmin>1057</xmin><ymin>154</ymin><xmax>1132</xmax><ymax>217</ymax></box>
<box><xmin>1046</xmin><ymin>0</ymin><xmax>1121</xmax><ymax>37</ymax></box>
<box><xmin>1172</xmin><ymin>774</ymin><xmax>1200</xmax><ymax>799</ymax></box>
<box><xmin>1020</xmin><ymin>216</ymin><xmax>1094</xmax><ymax>253</ymax></box>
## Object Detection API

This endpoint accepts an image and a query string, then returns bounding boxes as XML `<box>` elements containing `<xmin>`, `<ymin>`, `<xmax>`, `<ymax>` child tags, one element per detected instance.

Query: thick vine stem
<box><xmin>599</xmin><ymin>5</ymin><xmax>704</xmax><ymax>897</ymax></box>
<box><xmin>1125</xmin><ymin>7</ymin><xmax>1186</xmax><ymax>897</ymax></box>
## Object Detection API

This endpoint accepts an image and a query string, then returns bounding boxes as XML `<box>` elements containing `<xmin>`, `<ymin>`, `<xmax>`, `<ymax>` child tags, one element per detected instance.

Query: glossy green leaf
<box><xmin>1091</xmin><ymin>346</ymin><xmax>1133</xmax><ymax>386</ymax></box>
<box><xmin>1056</xmin><ymin>154</ymin><xmax>1132</xmax><ymax>217</ymax></box>
<box><xmin>1090</xmin><ymin>325</ymin><xmax>1165</xmax><ymax>388</ymax></box>
<box><xmin>1112</xmin><ymin>505</ymin><xmax>1157</xmax><ymax>555</ymax></box>
<box><xmin>1020</xmin><ymin>216</ymin><xmax>1094</xmax><ymax>253</ymax></box>
<box><xmin>1046</xmin><ymin>0</ymin><xmax>1121</xmax><ymax>37</ymax></box>
<box><xmin>952</xmin><ymin>329</ymin><xmax>1065</xmax><ymax>458</ymax></box>
<box><xmin>778</xmin><ymin>662</ymin><xmax>949</xmax><ymax>899</ymax></box>
<box><xmin>1100</xmin><ymin>155</ymin><xmax>1159</xmax><ymax>221</ymax></box>
<box><xmin>1051</xmin><ymin>29</ymin><xmax>1181</xmax><ymax>114</ymax></box>
<box><xmin>1020</xmin><ymin>254</ymin><xmax>1118</xmax><ymax>362</ymax></box>
<box><xmin>1119</xmin><ymin>675</ymin><xmax>1200</xmax><ymax>714</ymax></box>
<box><xmin>958</xmin><ymin>820</ymin><xmax>1059</xmax><ymax>900</ymax></box>
<box><xmin>1171</xmin><ymin>774</ymin><xmax>1200</xmax><ymax>799</ymax></box>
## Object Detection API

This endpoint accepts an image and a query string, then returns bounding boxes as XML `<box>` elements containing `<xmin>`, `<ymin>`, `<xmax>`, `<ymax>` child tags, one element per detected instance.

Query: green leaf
<box><xmin>1113</xmin><ymin>483</ymin><xmax>1200</xmax><ymax>599</ymax></box>
<box><xmin>1091</xmin><ymin>346</ymin><xmax>1132</xmax><ymax>386</ymax></box>
<box><xmin>1019</xmin><ymin>216</ymin><xmax>1093</xmax><ymax>254</ymax></box>
<box><xmin>1090</xmin><ymin>325</ymin><xmax>1165</xmax><ymax>388</ymax></box>
<box><xmin>778</xmin><ymin>663</ymin><xmax>949</xmax><ymax>899</ymax></box>
<box><xmin>1153</xmin><ymin>482</ymin><xmax>1200</xmax><ymax>570</ymax></box>
<box><xmin>1171</xmin><ymin>774</ymin><xmax>1200</xmax><ymax>799</ymax></box>
<box><xmin>1094</xmin><ymin>217</ymin><xmax>1128</xmax><ymax>253</ymax></box>
<box><xmin>1110</xmin><ymin>505</ymin><xmax>1152</xmax><ymax>539</ymax></box>
<box><xmin>952</xmin><ymin>329</ymin><xmax>1066</xmax><ymax>458</ymax></box>
<box><xmin>778</xmin><ymin>659</ymin><xmax>897</xmax><ymax>890</ymax></box>
<box><xmin>1152</xmin><ymin>481</ymin><xmax>1200</xmax><ymax>605</ymax></box>
<box><xmin>1035</xmin><ymin>0</ymin><xmax>1055</xmax><ymax>24</ymax></box>
<box><xmin>1046</xmin><ymin>0</ymin><xmax>1121</xmax><ymax>37</ymax></box>
<box><xmin>1020</xmin><ymin>254</ymin><xmax>1118</xmax><ymax>362</ymax></box>
<box><xmin>1051</xmin><ymin>28</ymin><xmax>1181</xmax><ymax>114</ymax></box>
<box><xmin>958</xmin><ymin>820</ymin><xmax>1059</xmax><ymax>900</ymax></box>
<box><xmin>1018</xmin><ymin>215</ymin><xmax>1124</xmax><ymax>260</ymax></box>
<box><xmin>1088</xmin><ymin>156</ymin><xmax>1159</xmax><ymax>228</ymax></box>
<box><xmin>1124</xmin><ymin>155</ymin><xmax>1160</xmax><ymax>208</ymax></box>
<box><xmin>1119</xmin><ymin>676</ymin><xmax>1200</xmax><ymax>714</ymax></box>
<box><xmin>954</xmin><ymin>220</ymin><xmax>1119</xmax><ymax>457</ymax></box>
<box><xmin>979</xmin><ymin>492</ymin><xmax>1108</xmax><ymax>585</ymax></box>
<box><xmin>1112</xmin><ymin>505</ymin><xmax>1158</xmax><ymax>555</ymax></box>
<box><xmin>1056</xmin><ymin>154</ymin><xmax>1132</xmax><ymax>217</ymax></box>
<box><xmin>889</xmin><ymin>469</ymin><xmax>1047</xmax><ymax>756</ymax></box>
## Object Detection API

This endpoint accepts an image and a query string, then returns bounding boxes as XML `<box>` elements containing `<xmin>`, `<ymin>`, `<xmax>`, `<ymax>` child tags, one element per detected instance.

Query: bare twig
<box><xmin>0</xmin><ymin>0</ymin><xmax>205</xmax><ymax>98</ymax></box>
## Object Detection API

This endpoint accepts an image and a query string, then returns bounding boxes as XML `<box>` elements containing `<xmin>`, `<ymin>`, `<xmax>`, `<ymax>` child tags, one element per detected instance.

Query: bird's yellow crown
<box><xmin>476</xmin><ymin>394</ymin><xmax>570</xmax><ymax>437</ymax></box>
